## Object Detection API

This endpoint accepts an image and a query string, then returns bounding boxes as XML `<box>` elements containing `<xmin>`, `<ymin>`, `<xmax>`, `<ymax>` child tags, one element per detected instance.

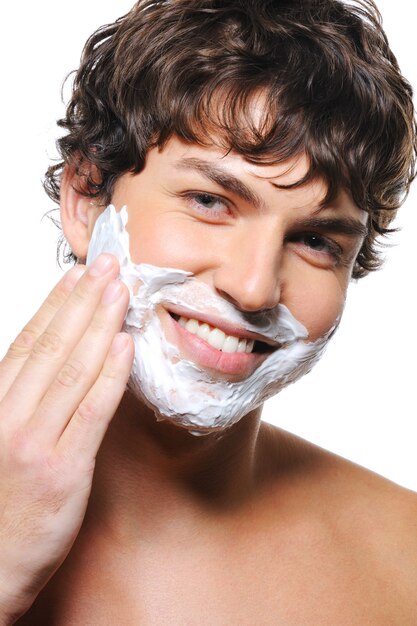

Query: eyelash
<box><xmin>182</xmin><ymin>192</ymin><xmax>231</xmax><ymax>216</ymax></box>
<box><xmin>182</xmin><ymin>192</ymin><xmax>344</xmax><ymax>264</ymax></box>
<box><xmin>287</xmin><ymin>233</ymin><xmax>343</xmax><ymax>265</ymax></box>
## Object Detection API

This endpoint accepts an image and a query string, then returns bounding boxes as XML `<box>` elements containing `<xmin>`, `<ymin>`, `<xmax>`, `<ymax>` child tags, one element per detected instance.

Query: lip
<box><xmin>164</xmin><ymin>308</ymin><xmax>276</xmax><ymax>379</ymax></box>
<box><xmin>165</xmin><ymin>303</ymin><xmax>280</xmax><ymax>348</ymax></box>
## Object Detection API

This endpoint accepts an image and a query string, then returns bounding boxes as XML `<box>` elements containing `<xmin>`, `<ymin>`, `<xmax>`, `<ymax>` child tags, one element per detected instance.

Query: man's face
<box><xmin>110</xmin><ymin>135</ymin><xmax>367</xmax><ymax>384</ymax></box>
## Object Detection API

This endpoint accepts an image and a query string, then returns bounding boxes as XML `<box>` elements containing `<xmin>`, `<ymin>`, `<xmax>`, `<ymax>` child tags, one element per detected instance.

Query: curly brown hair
<box><xmin>45</xmin><ymin>0</ymin><xmax>417</xmax><ymax>279</ymax></box>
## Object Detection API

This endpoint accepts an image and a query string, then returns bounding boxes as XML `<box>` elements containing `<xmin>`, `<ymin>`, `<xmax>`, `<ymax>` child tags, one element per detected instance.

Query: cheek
<box><xmin>110</xmin><ymin>176</ymin><xmax>200</xmax><ymax>268</ymax></box>
<box><xmin>284</xmin><ymin>273</ymin><xmax>347</xmax><ymax>341</ymax></box>
<box><xmin>126</xmin><ymin>211</ymin><xmax>211</xmax><ymax>272</ymax></box>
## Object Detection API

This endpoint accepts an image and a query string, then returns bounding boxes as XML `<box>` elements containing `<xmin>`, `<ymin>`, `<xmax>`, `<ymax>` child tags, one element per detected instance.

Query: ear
<box><xmin>60</xmin><ymin>163</ymin><xmax>104</xmax><ymax>261</ymax></box>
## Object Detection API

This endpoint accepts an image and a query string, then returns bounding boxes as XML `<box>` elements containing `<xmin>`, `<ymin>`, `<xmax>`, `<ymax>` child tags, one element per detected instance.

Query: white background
<box><xmin>0</xmin><ymin>2</ymin><xmax>415</xmax><ymax>490</ymax></box>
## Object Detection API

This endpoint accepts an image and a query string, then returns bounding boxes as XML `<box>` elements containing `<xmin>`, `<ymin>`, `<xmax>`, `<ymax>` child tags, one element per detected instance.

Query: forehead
<box><xmin>158</xmin><ymin>135</ymin><xmax>310</xmax><ymax>186</ymax></box>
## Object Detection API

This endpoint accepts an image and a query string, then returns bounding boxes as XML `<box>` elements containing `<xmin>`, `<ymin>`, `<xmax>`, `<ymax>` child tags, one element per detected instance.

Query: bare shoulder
<box><xmin>261</xmin><ymin>421</ymin><xmax>417</xmax><ymax>526</ymax></box>
<box><xmin>259</xmin><ymin>423</ymin><xmax>417</xmax><ymax>608</ymax></box>
<box><xmin>325</xmin><ymin>448</ymin><xmax>417</xmax><ymax>615</ymax></box>
<box><xmin>324</xmin><ymin>444</ymin><xmax>417</xmax><ymax>576</ymax></box>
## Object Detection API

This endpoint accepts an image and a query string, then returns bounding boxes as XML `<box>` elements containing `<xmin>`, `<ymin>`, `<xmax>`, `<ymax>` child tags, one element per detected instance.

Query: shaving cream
<box><xmin>87</xmin><ymin>205</ymin><xmax>333</xmax><ymax>436</ymax></box>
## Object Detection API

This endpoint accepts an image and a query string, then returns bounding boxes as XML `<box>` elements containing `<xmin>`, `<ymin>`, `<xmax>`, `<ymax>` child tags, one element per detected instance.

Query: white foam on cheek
<box><xmin>87</xmin><ymin>205</ymin><xmax>333</xmax><ymax>436</ymax></box>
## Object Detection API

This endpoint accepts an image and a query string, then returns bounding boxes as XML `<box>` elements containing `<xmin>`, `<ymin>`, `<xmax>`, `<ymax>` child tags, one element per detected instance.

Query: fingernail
<box><xmin>64</xmin><ymin>265</ymin><xmax>87</xmax><ymax>289</ymax></box>
<box><xmin>89</xmin><ymin>254</ymin><xmax>114</xmax><ymax>277</ymax></box>
<box><xmin>101</xmin><ymin>280</ymin><xmax>123</xmax><ymax>305</ymax></box>
<box><xmin>111</xmin><ymin>333</ymin><xmax>130</xmax><ymax>355</ymax></box>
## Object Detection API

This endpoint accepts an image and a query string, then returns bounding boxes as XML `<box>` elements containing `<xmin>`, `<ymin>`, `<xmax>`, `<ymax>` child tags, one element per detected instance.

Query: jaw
<box><xmin>126</xmin><ymin>298</ymin><xmax>329</xmax><ymax>435</ymax></box>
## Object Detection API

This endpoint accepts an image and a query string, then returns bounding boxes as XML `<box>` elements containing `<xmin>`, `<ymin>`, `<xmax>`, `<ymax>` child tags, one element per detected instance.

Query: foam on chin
<box><xmin>87</xmin><ymin>205</ymin><xmax>333</xmax><ymax>436</ymax></box>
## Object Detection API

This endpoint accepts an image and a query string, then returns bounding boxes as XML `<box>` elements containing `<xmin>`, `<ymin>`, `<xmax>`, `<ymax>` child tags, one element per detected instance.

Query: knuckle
<box><xmin>43</xmin><ymin>452</ymin><xmax>76</xmax><ymax>486</ymax></box>
<box><xmin>55</xmin><ymin>360</ymin><xmax>87</xmax><ymax>389</ymax></box>
<box><xmin>75</xmin><ymin>397</ymin><xmax>101</xmax><ymax>424</ymax></box>
<box><xmin>10</xmin><ymin>444</ymin><xmax>72</xmax><ymax>502</ymax></box>
<box><xmin>53</xmin><ymin>445</ymin><xmax>95</xmax><ymax>479</ymax></box>
<box><xmin>32</xmin><ymin>330</ymin><xmax>64</xmax><ymax>360</ymax></box>
<box><xmin>102</xmin><ymin>361</ymin><xmax>124</xmax><ymax>381</ymax></box>
<box><xmin>32</xmin><ymin>458</ymin><xmax>70</xmax><ymax>512</ymax></box>
<box><xmin>89</xmin><ymin>315</ymin><xmax>109</xmax><ymax>334</ymax></box>
<box><xmin>45</xmin><ymin>287</ymin><xmax>67</xmax><ymax>311</ymax></box>
<box><xmin>5</xmin><ymin>330</ymin><xmax>36</xmax><ymax>360</ymax></box>
<box><xmin>2</xmin><ymin>430</ymin><xmax>78</xmax><ymax>508</ymax></box>
<box><xmin>72</xmin><ymin>274</ymin><xmax>103</xmax><ymax>300</ymax></box>
<box><xmin>9</xmin><ymin>428</ymin><xmax>44</xmax><ymax>466</ymax></box>
<box><xmin>70</xmin><ymin>283</ymin><xmax>90</xmax><ymax>303</ymax></box>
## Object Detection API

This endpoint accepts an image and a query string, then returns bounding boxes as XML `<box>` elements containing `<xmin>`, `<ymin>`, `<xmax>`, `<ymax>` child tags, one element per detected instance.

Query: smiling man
<box><xmin>1</xmin><ymin>0</ymin><xmax>417</xmax><ymax>624</ymax></box>
<box><xmin>79</xmin><ymin>141</ymin><xmax>366</xmax><ymax>435</ymax></box>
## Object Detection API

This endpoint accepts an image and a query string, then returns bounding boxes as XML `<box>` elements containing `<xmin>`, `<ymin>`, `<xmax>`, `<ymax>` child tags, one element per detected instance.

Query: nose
<box><xmin>213</xmin><ymin>225</ymin><xmax>283</xmax><ymax>312</ymax></box>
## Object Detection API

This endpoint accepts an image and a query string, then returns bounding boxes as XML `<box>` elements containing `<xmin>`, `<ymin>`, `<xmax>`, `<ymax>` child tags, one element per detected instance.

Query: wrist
<box><xmin>0</xmin><ymin>600</ymin><xmax>16</xmax><ymax>626</ymax></box>
<box><xmin>0</xmin><ymin>574</ymin><xmax>32</xmax><ymax>625</ymax></box>
<box><xmin>0</xmin><ymin>594</ymin><xmax>28</xmax><ymax>626</ymax></box>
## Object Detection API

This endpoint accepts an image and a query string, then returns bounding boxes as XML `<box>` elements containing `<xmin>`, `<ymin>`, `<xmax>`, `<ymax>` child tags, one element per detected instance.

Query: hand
<box><xmin>0</xmin><ymin>254</ymin><xmax>133</xmax><ymax>623</ymax></box>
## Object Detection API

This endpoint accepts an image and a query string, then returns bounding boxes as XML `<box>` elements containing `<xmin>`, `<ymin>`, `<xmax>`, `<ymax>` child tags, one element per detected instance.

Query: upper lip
<box><xmin>165</xmin><ymin>304</ymin><xmax>280</xmax><ymax>348</ymax></box>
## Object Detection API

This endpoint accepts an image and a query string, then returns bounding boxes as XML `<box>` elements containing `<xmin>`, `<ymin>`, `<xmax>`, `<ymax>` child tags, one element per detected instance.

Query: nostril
<box><xmin>215</xmin><ymin>289</ymin><xmax>242</xmax><ymax>310</ymax></box>
<box><xmin>215</xmin><ymin>287</ymin><xmax>281</xmax><ymax>315</ymax></box>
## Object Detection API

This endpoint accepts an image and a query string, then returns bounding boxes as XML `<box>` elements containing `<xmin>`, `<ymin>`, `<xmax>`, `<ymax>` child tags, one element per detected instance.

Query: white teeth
<box><xmin>185</xmin><ymin>318</ymin><xmax>199</xmax><ymax>333</ymax></box>
<box><xmin>176</xmin><ymin>315</ymin><xmax>256</xmax><ymax>354</ymax></box>
<box><xmin>207</xmin><ymin>328</ymin><xmax>226</xmax><ymax>350</ymax></box>
<box><xmin>246</xmin><ymin>340</ymin><xmax>255</xmax><ymax>353</ymax></box>
<box><xmin>237</xmin><ymin>339</ymin><xmax>247</xmax><ymax>352</ymax></box>
<box><xmin>222</xmin><ymin>335</ymin><xmax>239</xmax><ymax>353</ymax></box>
<box><xmin>196</xmin><ymin>322</ymin><xmax>211</xmax><ymax>341</ymax></box>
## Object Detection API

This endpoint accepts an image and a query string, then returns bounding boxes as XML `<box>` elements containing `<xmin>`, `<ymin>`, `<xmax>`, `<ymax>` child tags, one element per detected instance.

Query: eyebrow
<box><xmin>174</xmin><ymin>157</ymin><xmax>368</xmax><ymax>239</ymax></box>
<box><xmin>174</xmin><ymin>157</ymin><xmax>267</xmax><ymax>212</ymax></box>
<box><xmin>292</xmin><ymin>216</ymin><xmax>368</xmax><ymax>238</ymax></box>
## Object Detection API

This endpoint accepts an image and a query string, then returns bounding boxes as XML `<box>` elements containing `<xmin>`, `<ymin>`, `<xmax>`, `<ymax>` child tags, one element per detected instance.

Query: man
<box><xmin>0</xmin><ymin>0</ymin><xmax>416</xmax><ymax>623</ymax></box>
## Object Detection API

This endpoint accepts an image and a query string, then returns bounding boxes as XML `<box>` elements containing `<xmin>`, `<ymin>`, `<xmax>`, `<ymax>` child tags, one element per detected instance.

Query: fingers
<box><xmin>0</xmin><ymin>265</ymin><xmax>86</xmax><ymax>399</ymax></box>
<box><xmin>54</xmin><ymin>332</ymin><xmax>134</xmax><ymax>467</ymax></box>
<box><xmin>0</xmin><ymin>255</ymin><xmax>135</xmax><ymax>617</ymax></box>
<box><xmin>1</xmin><ymin>254</ymin><xmax>122</xmax><ymax>429</ymax></box>
<box><xmin>28</xmin><ymin>278</ymin><xmax>131</xmax><ymax>446</ymax></box>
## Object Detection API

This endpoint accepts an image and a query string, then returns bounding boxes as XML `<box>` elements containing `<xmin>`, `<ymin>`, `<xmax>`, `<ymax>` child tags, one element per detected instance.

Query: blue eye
<box><xmin>194</xmin><ymin>193</ymin><xmax>223</xmax><ymax>209</ymax></box>
<box><xmin>184</xmin><ymin>192</ymin><xmax>230</xmax><ymax>216</ymax></box>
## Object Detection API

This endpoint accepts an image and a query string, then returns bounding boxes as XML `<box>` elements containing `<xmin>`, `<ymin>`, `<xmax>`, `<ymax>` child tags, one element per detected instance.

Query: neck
<box><xmin>85</xmin><ymin>391</ymin><xmax>266</xmax><ymax>542</ymax></box>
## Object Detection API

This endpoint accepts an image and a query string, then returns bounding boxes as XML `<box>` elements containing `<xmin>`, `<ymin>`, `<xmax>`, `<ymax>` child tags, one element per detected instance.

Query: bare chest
<box><xmin>16</xmin><ymin>533</ymin><xmax>414</xmax><ymax>625</ymax></box>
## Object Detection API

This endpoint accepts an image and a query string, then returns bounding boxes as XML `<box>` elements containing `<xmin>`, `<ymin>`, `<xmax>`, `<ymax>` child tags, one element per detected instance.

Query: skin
<box><xmin>113</xmin><ymin>139</ymin><xmax>356</xmax><ymax>344</ymax></box>
<box><xmin>2</xmin><ymin>136</ymin><xmax>417</xmax><ymax>624</ymax></box>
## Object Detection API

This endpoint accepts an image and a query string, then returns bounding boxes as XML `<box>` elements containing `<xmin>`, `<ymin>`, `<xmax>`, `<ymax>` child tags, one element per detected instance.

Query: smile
<box><xmin>177</xmin><ymin>315</ymin><xmax>255</xmax><ymax>353</ymax></box>
<box><xmin>168</xmin><ymin>310</ymin><xmax>276</xmax><ymax>356</ymax></box>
